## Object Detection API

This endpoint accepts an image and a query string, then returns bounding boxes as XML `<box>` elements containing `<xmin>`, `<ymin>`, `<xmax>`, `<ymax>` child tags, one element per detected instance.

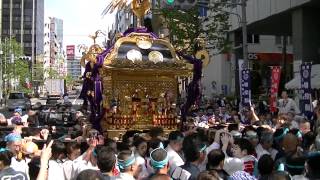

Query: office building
<box><xmin>43</xmin><ymin>16</ymin><xmax>65</xmax><ymax>78</ymax></box>
<box><xmin>0</xmin><ymin>0</ymin><xmax>44</xmax><ymax>61</ymax></box>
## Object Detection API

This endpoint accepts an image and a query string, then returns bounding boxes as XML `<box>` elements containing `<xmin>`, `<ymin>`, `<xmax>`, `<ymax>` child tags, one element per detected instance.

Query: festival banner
<box><xmin>240</xmin><ymin>68</ymin><xmax>251</xmax><ymax>107</ymax></box>
<box><xmin>300</xmin><ymin>62</ymin><xmax>312</xmax><ymax>116</ymax></box>
<box><xmin>238</xmin><ymin>59</ymin><xmax>244</xmax><ymax>101</ymax></box>
<box><xmin>269</xmin><ymin>66</ymin><xmax>281</xmax><ymax>112</ymax></box>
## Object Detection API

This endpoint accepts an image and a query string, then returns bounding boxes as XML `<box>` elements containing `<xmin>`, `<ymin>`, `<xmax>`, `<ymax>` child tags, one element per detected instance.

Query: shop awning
<box><xmin>285</xmin><ymin>64</ymin><xmax>320</xmax><ymax>89</ymax></box>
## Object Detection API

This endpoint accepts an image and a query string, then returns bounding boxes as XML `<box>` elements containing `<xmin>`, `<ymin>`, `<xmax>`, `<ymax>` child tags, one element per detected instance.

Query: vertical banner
<box><xmin>269</xmin><ymin>66</ymin><xmax>281</xmax><ymax>112</ymax></box>
<box><xmin>300</xmin><ymin>63</ymin><xmax>312</xmax><ymax>116</ymax></box>
<box><xmin>240</xmin><ymin>68</ymin><xmax>251</xmax><ymax>107</ymax></box>
<box><xmin>238</xmin><ymin>59</ymin><xmax>244</xmax><ymax>102</ymax></box>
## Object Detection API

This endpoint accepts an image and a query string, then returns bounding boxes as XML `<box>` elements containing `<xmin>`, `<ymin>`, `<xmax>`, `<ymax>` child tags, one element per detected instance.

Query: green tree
<box><xmin>0</xmin><ymin>37</ymin><xmax>31</xmax><ymax>93</ymax></box>
<box><xmin>156</xmin><ymin>1</ymin><xmax>231</xmax><ymax>53</ymax></box>
<box><xmin>47</xmin><ymin>67</ymin><xmax>60</xmax><ymax>79</ymax></box>
<box><xmin>33</xmin><ymin>63</ymin><xmax>45</xmax><ymax>85</ymax></box>
<box><xmin>64</xmin><ymin>74</ymin><xmax>76</xmax><ymax>90</ymax></box>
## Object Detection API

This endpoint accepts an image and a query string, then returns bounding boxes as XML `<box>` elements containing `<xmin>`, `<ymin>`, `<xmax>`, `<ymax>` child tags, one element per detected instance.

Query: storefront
<box><xmin>248</xmin><ymin>52</ymin><xmax>293</xmax><ymax>96</ymax></box>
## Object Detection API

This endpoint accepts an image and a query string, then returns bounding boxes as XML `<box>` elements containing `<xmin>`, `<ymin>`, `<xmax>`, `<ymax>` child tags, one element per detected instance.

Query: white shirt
<box><xmin>10</xmin><ymin>157</ymin><xmax>29</xmax><ymax>176</ymax></box>
<box><xmin>278</xmin><ymin>98</ymin><xmax>300</xmax><ymax>114</ymax></box>
<box><xmin>63</xmin><ymin>159</ymin><xmax>74</xmax><ymax>180</ymax></box>
<box><xmin>223</xmin><ymin>155</ymin><xmax>244</xmax><ymax>176</ymax></box>
<box><xmin>166</xmin><ymin>144</ymin><xmax>184</xmax><ymax>175</ymax></box>
<box><xmin>134</xmin><ymin>153</ymin><xmax>149</xmax><ymax>179</ymax></box>
<box><xmin>115</xmin><ymin>172</ymin><xmax>135</xmax><ymax>180</ymax></box>
<box><xmin>48</xmin><ymin>160</ymin><xmax>65</xmax><ymax>180</ymax></box>
<box><xmin>255</xmin><ymin>144</ymin><xmax>278</xmax><ymax>160</ymax></box>
<box><xmin>71</xmin><ymin>154</ymin><xmax>99</xmax><ymax>179</ymax></box>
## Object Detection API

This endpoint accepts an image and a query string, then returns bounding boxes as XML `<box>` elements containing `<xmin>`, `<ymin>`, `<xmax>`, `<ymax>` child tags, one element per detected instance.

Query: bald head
<box><xmin>282</xmin><ymin>133</ymin><xmax>298</xmax><ymax>153</ymax></box>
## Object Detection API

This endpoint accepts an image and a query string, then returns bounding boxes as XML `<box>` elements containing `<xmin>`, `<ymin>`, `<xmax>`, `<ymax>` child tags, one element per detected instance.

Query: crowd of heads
<box><xmin>0</xmin><ymin>92</ymin><xmax>319</xmax><ymax>180</ymax></box>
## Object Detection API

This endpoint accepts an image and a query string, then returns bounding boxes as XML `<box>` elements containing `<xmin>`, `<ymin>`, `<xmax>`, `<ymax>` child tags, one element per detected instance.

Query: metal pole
<box><xmin>282</xmin><ymin>36</ymin><xmax>287</xmax><ymax>81</ymax></box>
<box><xmin>0</xmin><ymin>50</ymin><xmax>2</xmax><ymax>106</ymax></box>
<box><xmin>31</xmin><ymin>0</ymin><xmax>35</xmax><ymax>85</ymax></box>
<box><xmin>241</xmin><ymin>0</ymin><xmax>248</xmax><ymax>68</ymax></box>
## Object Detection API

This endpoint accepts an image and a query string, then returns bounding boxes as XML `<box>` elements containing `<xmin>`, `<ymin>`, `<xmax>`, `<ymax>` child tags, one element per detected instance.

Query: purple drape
<box><xmin>79</xmin><ymin>28</ymin><xmax>171</xmax><ymax>132</ymax></box>
<box><xmin>177</xmin><ymin>52</ymin><xmax>203</xmax><ymax>129</ymax></box>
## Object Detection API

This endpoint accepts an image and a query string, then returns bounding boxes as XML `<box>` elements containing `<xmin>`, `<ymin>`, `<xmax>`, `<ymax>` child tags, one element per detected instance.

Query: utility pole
<box><xmin>241</xmin><ymin>0</ymin><xmax>248</xmax><ymax>69</ymax></box>
<box><xmin>0</xmin><ymin>49</ymin><xmax>3</xmax><ymax>106</ymax></box>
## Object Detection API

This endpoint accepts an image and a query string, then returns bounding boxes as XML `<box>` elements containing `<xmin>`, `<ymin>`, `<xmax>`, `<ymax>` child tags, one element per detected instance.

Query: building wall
<box><xmin>248</xmin><ymin>35</ymin><xmax>293</xmax><ymax>53</ymax></box>
<box><xmin>229</xmin><ymin>0</ymin><xmax>310</xmax><ymax>31</ymax></box>
<box><xmin>1</xmin><ymin>0</ymin><xmax>44</xmax><ymax>56</ymax></box>
<box><xmin>67</xmin><ymin>57</ymin><xmax>81</xmax><ymax>79</ymax></box>
<box><xmin>202</xmin><ymin>54</ymin><xmax>232</xmax><ymax>97</ymax></box>
<box><xmin>108</xmin><ymin>5</ymin><xmax>135</xmax><ymax>44</ymax></box>
<box><xmin>35</xmin><ymin>0</ymin><xmax>44</xmax><ymax>55</ymax></box>
<box><xmin>43</xmin><ymin>16</ymin><xmax>65</xmax><ymax>78</ymax></box>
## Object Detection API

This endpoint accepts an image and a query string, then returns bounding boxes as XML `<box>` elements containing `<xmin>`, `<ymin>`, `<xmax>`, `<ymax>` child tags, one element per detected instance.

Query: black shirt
<box><xmin>180</xmin><ymin>162</ymin><xmax>200</xmax><ymax>180</ymax></box>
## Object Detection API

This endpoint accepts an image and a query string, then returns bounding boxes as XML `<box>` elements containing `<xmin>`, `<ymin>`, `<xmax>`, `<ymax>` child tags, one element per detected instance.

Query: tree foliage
<box><xmin>0</xmin><ymin>38</ymin><xmax>31</xmax><ymax>93</ymax></box>
<box><xmin>64</xmin><ymin>74</ymin><xmax>76</xmax><ymax>89</ymax></box>
<box><xmin>47</xmin><ymin>67</ymin><xmax>60</xmax><ymax>79</ymax></box>
<box><xmin>33</xmin><ymin>63</ymin><xmax>45</xmax><ymax>85</ymax></box>
<box><xmin>156</xmin><ymin>1</ymin><xmax>231</xmax><ymax>53</ymax></box>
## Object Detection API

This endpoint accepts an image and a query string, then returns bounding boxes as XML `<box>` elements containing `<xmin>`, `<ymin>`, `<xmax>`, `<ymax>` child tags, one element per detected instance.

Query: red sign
<box><xmin>66</xmin><ymin>45</ymin><xmax>75</xmax><ymax>60</ymax></box>
<box><xmin>269</xmin><ymin>66</ymin><xmax>281</xmax><ymax>112</ymax></box>
<box><xmin>248</xmin><ymin>53</ymin><xmax>293</xmax><ymax>65</ymax></box>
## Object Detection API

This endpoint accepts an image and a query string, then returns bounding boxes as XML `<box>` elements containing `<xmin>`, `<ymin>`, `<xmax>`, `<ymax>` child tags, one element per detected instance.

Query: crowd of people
<box><xmin>0</xmin><ymin>90</ymin><xmax>320</xmax><ymax>180</ymax></box>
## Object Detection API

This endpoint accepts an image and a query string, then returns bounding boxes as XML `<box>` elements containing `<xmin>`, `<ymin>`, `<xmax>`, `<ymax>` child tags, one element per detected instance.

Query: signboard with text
<box><xmin>300</xmin><ymin>63</ymin><xmax>312</xmax><ymax>117</ymax></box>
<box><xmin>269</xmin><ymin>66</ymin><xmax>281</xmax><ymax>112</ymax></box>
<box><xmin>240</xmin><ymin>69</ymin><xmax>251</xmax><ymax>107</ymax></box>
<box><xmin>66</xmin><ymin>45</ymin><xmax>75</xmax><ymax>60</ymax></box>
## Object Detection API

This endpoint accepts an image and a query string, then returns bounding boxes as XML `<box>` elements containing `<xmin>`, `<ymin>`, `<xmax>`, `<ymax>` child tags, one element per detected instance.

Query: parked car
<box><xmin>7</xmin><ymin>92</ymin><xmax>31</xmax><ymax>111</ymax></box>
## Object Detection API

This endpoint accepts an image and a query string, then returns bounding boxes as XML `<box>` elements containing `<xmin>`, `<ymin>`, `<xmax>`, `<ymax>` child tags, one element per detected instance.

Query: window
<box><xmin>288</xmin><ymin>36</ymin><xmax>292</xmax><ymax>45</ymax></box>
<box><xmin>13</xmin><ymin>16</ymin><xmax>20</xmax><ymax>21</ymax></box>
<box><xmin>13</xmin><ymin>3</ymin><xmax>21</xmax><ymax>8</ymax></box>
<box><xmin>253</xmin><ymin>35</ymin><xmax>260</xmax><ymax>43</ymax></box>
<box><xmin>14</xmin><ymin>29</ymin><xmax>20</xmax><ymax>34</ymax></box>
<box><xmin>9</xmin><ymin>93</ymin><xmax>24</xmax><ymax>99</ymax></box>
<box><xmin>247</xmin><ymin>34</ymin><xmax>260</xmax><ymax>44</ymax></box>
<box><xmin>230</xmin><ymin>0</ymin><xmax>239</xmax><ymax>8</ymax></box>
<box><xmin>275</xmin><ymin>36</ymin><xmax>282</xmax><ymax>45</ymax></box>
<box><xmin>275</xmin><ymin>36</ymin><xmax>292</xmax><ymax>45</ymax></box>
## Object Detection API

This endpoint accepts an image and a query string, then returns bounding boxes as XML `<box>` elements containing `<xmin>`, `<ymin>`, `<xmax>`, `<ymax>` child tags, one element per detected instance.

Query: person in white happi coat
<box><xmin>5</xmin><ymin>133</ymin><xmax>30</xmax><ymax>176</ymax></box>
<box><xmin>165</xmin><ymin>131</ymin><xmax>185</xmax><ymax>175</ymax></box>
<box><xmin>278</xmin><ymin>91</ymin><xmax>300</xmax><ymax>115</ymax></box>
<box><xmin>63</xmin><ymin>142</ymin><xmax>81</xmax><ymax>180</ymax></box>
<box><xmin>115</xmin><ymin>150</ymin><xmax>141</xmax><ymax>180</ymax></box>
<box><xmin>48</xmin><ymin>140</ymin><xmax>66</xmax><ymax>180</ymax></box>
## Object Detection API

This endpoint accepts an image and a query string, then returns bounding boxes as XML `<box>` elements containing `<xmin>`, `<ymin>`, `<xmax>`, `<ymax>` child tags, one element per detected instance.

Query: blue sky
<box><xmin>45</xmin><ymin>0</ymin><xmax>114</xmax><ymax>47</ymax></box>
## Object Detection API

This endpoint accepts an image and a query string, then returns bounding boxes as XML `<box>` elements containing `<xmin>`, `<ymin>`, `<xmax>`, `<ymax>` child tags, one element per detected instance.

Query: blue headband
<box><xmin>278</xmin><ymin>163</ymin><xmax>285</xmax><ymax>171</ymax></box>
<box><xmin>296</xmin><ymin>131</ymin><xmax>302</xmax><ymax>139</ymax></box>
<box><xmin>274</xmin><ymin>128</ymin><xmax>289</xmax><ymax>141</ymax></box>
<box><xmin>307</xmin><ymin>152</ymin><xmax>320</xmax><ymax>158</ymax></box>
<box><xmin>4</xmin><ymin>133</ymin><xmax>22</xmax><ymax>142</ymax></box>
<box><xmin>118</xmin><ymin>152</ymin><xmax>136</xmax><ymax>170</ymax></box>
<box><xmin>199</xmin><ymin>144</ymin><xmax>207</xmax><ymax>153</ymax></box>
<box><xmin>0</xmin><ymin>148</ymin><xmax>8</xmax><ymax>153</ymax></box>
<box><xmin>150</xmin><ymin>142</ymin><xmax>169</xmax><ymax>169</ymax></box>
<box><xmin>285</xmin><ymin>163</ymin><xmax>305</xmax><ymax>169</ymax></box>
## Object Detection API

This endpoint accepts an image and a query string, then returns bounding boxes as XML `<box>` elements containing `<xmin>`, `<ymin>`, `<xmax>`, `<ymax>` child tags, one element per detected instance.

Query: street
<box><xmin>0</xmin><ymin>97</ymin><xmax>83</xmax><ymax>118</ymax></box>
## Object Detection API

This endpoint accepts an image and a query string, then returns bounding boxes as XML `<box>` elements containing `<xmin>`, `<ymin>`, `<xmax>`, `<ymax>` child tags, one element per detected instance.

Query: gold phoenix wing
<box><xmin>102</xmin><ymin>0</ymin><xmax>133</xmax><ymax>15</ymax></box>
<box><xmin>102</xmin><ymin>0</ymin><xmax>150</xmax><ymax>20</ymax></box>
